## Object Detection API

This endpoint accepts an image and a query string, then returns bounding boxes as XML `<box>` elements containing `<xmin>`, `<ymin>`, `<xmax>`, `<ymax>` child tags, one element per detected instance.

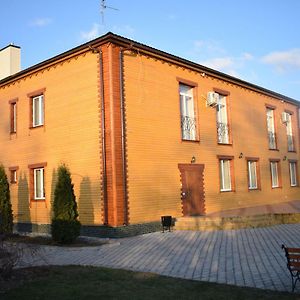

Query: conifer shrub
<box><xmin>51</xmin><ymin>165</ymin><xmax>81</xmax><ymax>244</ymax></box>
<box><xmin>0</xmin><ymin>165</ymin><xmax>13</xmax><ymax>234</ymax></box>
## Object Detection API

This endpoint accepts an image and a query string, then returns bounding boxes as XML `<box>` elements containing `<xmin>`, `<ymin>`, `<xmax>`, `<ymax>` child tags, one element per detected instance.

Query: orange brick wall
<box><xmin>0</xmin><ymin>51</ymin><xmax>103</xmax><ymax>226</ymax></box>
<box><xmin>123</xmin><ymin>51</ymin><xmax>300</xmax><ymax>224</ymax></box>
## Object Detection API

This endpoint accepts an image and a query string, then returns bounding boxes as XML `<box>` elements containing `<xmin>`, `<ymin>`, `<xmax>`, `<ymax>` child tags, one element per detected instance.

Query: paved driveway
<box><xmin>18</xmin><ymin>223</ymin><xmax>300</xmax><ymax>293</ymax></box>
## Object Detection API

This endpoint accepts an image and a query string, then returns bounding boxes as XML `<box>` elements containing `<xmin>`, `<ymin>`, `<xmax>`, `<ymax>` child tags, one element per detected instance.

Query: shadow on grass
<box><xmin>1</xmin><ymin>266</ymin><xmax>298</xmax><ymax>300</ymax></box>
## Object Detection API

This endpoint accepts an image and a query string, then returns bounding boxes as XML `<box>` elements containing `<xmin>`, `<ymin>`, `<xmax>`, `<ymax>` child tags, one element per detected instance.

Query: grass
<box><xmin>1</xmin><ymin>266</ymin><xmax>299</xmax><ymax>300</ymax></box>
<box><xmin>4</xmin><ymin>234</ymin><xmax>106</xmax><ymax>247</ymax></box>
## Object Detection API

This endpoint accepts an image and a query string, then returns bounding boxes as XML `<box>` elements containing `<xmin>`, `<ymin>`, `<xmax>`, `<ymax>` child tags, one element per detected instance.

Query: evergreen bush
<box><xmin>51</xmin><ymin>165</ymin><xmax>81</xmax><ymax>243</ymax></box>
<box><xmin>0</xmin><ymin>165</ymin><xmax>13</xmax><ymax>234</ymax></box>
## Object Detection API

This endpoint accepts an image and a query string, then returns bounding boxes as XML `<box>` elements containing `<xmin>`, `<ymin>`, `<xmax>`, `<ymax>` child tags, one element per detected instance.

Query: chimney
<box><xmin>0</xmin><ymin>44</ymin><xmax>21</xmax><ymax>80</ymax></box>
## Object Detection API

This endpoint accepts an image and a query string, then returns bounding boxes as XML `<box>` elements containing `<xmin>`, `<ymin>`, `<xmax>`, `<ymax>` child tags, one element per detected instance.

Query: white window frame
<box><xmin>179</xmin><ymin>84</ymin><xmax>196</xmax><ymax>141</ymax></box>
<box><xmin>286</xmin><ymin>113</ymin><xmax>294</xmax><ymax>151</ymax></box>
<box><xmin>34</xmin><ymin>168</ymin><xmax>45</xmax><ymax>200</ymax></box>
<box><xmin>289</xmin><ymin>162</ymin><xmax>297</xmax><ymax>187</ymax></box>
<box><xmin>248</xmin><ymin>160</ymin><xmax>258</xmax><ymax>190</ymax></box>
<box><xmin>266</xmin><ymin>108</ymin><xmax>276</xmax><ymax>149</ymax></box>
<box><xmin>216</xmin><ymin>94</ymin><xmax>229</xmax><ymax>144</ymax></box>
<box><xmin>32</xmin><ymin>95</ymin><xmax>44</xmax><ymax>127</ymax></box>
<box><xmin>220</xmin><ymin>159</ymin><xmax>232</xmax><ymax>191</ymax></box>
<box><xmin>270</xmin><ymin>161</ymin><xmax>279</xmax><ymax>188</ymax></box>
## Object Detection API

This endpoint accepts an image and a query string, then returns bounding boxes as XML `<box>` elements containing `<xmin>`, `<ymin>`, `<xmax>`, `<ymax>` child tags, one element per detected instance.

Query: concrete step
<box><xmin>174</xmin><ymin>213</ymin><xmax>300</xmax><ymax>231</ymax></box>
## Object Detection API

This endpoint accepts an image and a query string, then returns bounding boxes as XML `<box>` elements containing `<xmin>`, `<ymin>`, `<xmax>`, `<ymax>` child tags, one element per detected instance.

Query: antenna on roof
<box><xmin>100</xmin><ymin>0</ymin><xmax>119</xmax><ymax>25</ymax></box>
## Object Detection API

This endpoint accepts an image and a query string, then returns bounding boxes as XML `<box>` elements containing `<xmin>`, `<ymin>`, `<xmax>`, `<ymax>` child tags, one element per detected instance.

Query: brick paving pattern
<box><xmin>17</xmin><ymin>223</ymin><xmax>300</xmax><ymax>293</ymax></box>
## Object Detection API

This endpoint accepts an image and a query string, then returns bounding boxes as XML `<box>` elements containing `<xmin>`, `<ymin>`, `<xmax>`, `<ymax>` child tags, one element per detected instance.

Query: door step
<box><xmin>175</xmin><ymin>213</ymin><xmax>300</xmax><ymax>231</ymax></box>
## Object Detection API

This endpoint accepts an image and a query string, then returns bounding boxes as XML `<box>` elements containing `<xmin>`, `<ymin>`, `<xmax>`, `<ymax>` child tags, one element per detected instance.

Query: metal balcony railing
<box><xmin>217</xmin><ymin>122</ymin><xmax>230</xmax><ymax>144</ymax></box>
<box><xmin>268</xmin><ymin>131</ymin><xmax>277</xmax><ymax>149</ymax></box>
<box><xmin>181</xmin><ymin>116</ymin><xmax>197</xmax><ymax>140</ymax></box>
<box><xmin>287</xmin><ymin>134</ymin><xmax>295</xmax><ymax>151</ymax></box>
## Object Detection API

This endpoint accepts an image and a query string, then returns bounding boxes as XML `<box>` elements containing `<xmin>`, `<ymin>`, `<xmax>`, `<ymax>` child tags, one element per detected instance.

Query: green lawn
<box><xmin>1</xmin><ymin>266</ymin><xmax>298</xmax><ymax>300</ymax></box>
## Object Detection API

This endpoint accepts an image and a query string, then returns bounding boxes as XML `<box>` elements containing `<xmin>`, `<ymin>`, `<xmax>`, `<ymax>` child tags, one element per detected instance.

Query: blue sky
<box><xmin>1</xmin><ymin>0</ymin><xmax>300</xmax><ymax>100</ymax></box>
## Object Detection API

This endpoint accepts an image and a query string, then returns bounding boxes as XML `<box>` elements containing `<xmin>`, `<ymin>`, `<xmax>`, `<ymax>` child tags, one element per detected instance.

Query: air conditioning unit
<box><xmin>207</xmin><ymin>92</ymin><xmax>219</xmax><ymax>107</ymax></box>
<box><xmin>282</xmin><ymin>112</ymin><xmax>288</xmax><ymax>124</ymax></box>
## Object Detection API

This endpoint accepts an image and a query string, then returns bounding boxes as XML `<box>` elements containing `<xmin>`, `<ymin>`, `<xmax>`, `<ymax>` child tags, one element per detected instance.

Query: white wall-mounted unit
<box><xmin>207</xmin><ymin>91</ymin><xmax>219</xmax><ymax>107</ymax></box>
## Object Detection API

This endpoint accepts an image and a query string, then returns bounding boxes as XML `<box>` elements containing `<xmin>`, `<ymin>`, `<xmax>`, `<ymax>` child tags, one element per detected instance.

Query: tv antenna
<box><xmin>101</xmin><ymin>0</ymin><xmax>119</xmax><ymax>25</ymax></box>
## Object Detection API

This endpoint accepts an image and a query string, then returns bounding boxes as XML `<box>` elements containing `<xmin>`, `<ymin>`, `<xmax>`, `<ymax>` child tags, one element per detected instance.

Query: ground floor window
<box><xmin>270</xmin><ymin>160</ymin><xmax>280</xmax><ymax>188</ymax></box>
<box><xmin>28</xmin><ymin>162</ymin><xmax>47</xmax><ymax>201</ymax></box>
<box><xmin>218</xmin><ymin>156</ymin><xmax>234</xmax><ymax>192</ymax></box>
<box><xmin>289</xmin><ymin>161</ymin><xmax>298</xmax><ymax>187</ymax></box>
<box><xmin>246</xmin><ymin>158</ymin><xmax>260</xmax><ymax>190</ymax></box>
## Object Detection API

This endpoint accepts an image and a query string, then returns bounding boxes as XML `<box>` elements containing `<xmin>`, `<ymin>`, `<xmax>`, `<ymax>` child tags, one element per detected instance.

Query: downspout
<box><xmin>99</xmin><ymin>48</ymin><xmax>108</xmax><ymax>225</ymax></box>
<box><xmin>119</xmin><ymin>49</ymin><xmax>129</xmax><ymax>225</ymax></box>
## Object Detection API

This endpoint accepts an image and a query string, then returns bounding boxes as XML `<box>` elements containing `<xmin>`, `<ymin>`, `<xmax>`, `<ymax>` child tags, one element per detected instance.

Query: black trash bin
<box><xmin>161</xmin><ymin>216</ymin><xmax>172</xmax><ymax>232</ymax></box>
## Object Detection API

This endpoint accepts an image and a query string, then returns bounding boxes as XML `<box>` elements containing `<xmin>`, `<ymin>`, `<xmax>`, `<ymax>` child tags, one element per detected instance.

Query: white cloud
<box><xmin>111</xmin><ymin>25</ymin><xmax>135</xmax><ymax>38</ymax></box>
<box><xmin>262</xmin><ymin>49</ymin><xmax>300</xmax><ymax>72</ymax></box>
<box><xmin>80</xmin><ymin>23</ymin><xmax>102</xmax><ymax>42</ymax></box>
<box><xmin>193</xmin><ymin>39</ymin><xmax>225</xmax><ymax>55</ymax></box>
<box><xmin>30</xmin><ymin>18</ymin><xmax>52</xmax><ymax>27</ymax></box>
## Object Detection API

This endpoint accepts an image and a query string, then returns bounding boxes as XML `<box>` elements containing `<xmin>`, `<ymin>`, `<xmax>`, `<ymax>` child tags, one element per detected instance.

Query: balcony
<box><xmin>181</xmin><ymin>116</ymin><xmax>197</xmax><ymax>141</ymax></box>
<box><xmin>217</xmin><ymin>122</ymin><xmax>230</xmax><ymax>144</ymax></box>
<box><xmin>288</xmin><ymin>134</ymin><xmax>295</xmax><ymax>152</ymax></box>
<box><xmin>268</xmin><ymin>131</ymin><xmax>277</xmax><ymax>149</ymax></box>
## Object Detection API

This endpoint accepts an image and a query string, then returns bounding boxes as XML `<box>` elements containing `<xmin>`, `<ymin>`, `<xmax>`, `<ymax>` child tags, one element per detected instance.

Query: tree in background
<box><xmin>51</xmin><ymin>164</ymin><xmax>81</xmax><ymax>244</ymax></box>
<box><xmin>0</xmin><ymin>165</ymin><xmax>13</xmax><ymax>234</ymax></box>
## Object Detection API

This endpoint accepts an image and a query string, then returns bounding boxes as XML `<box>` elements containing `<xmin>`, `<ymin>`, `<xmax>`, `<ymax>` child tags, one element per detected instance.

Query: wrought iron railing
<box><xmin>268</xmin><ymin>131</ymin><xmax>277</xmax><ymax>149</ymax></box>
<box><xmin>217</xmin><ymin>122</ymin><xmax>230</xmax><ymax>144</ymax></box>
<box><xmin>181</xmin><ymin>116</ymin><xmax>197</xmax><ymax>140</ymax></box>
<box><xmin>287</xmin><ymin>134</ymin><xmax>295</xmax><ymax>151</ymax></box>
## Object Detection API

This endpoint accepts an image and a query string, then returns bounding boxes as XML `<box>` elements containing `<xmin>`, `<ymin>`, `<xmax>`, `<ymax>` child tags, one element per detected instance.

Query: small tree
<box><xmin>51</xmin><ymin>165</ymin><xmax>81</xmax><ymax>244</ymax></box>
<box><xmin>0</xmin><ymin>165</ymin><xmax>13</xmax><ymax>234</ymax></box>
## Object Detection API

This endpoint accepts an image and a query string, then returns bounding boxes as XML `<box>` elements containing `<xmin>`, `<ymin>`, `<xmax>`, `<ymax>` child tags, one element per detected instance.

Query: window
<box><xmin>285</xmin><ymin>112</ymin><xmax>295</xmax><ymax>151</ymax></box>
<box><xmin>9</xmin><ymin>166</ymin><xmax>19</xmax><ymax>184</ymax></box>
<box><xmin>218</xmin><ymin>156</ymin><xmax>234</xmax><ymax>192</ymax></box>
<box><xmin>28</xmin><ymin>162</ymin><xmax>47</xmax><ymax>201</ymax></box>
<box><xmin>247</xmin><ymin>159</ymin><xmax>260</xmax><ymax>190</ymax></box>
<box><xmin>10</xmin><ymin>101</ymin><xmax>17</xmax><ymax>133</ymax></box>
<box><xmin>289</xmin><ymin>161</ymin><xmax>298</xmax><ymax>187</ymax></box>
<box><xmin>179</xmin><ymin>83</ymin><xmax>197</xmax><ymax>141</ymax></box>
<box><xmin>266</xmin><ymin>107</ymin><xmax>277</xmax><ymax>149</ymax></box>
<box><xmin>32</xmin><ymin>95</ymin><xmax>44</xmax><ymax>127</ymax></box>
<box><xmin>34</xmin><ymin>168</ymin><xmax>45</xmax><ymax>199</ymax></box>
<box><xmin>270</xmin><ymin>160</ymin><xmax>281</xmax><ymax>188</ymax></box>
<box><xmin>216</xmin><ymin>94</ymin><xmax>230</xmax><ymax>144</ymax></box>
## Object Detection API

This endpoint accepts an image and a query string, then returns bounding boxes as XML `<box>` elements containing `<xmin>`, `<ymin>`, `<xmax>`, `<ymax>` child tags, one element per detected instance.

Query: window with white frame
<box><xmin>270</xmin><ymin>161</ymin><xmax>279</xmax><ymax>188</ymax></box>
<box><xmin>247</xmin><ymin>160</ymin><xmax>258</xmax><ymax>189</ymax></box>
<box><xmin>219</xmin><ymin>159</ymin><xmax>232</xmax><ymax>191</ymax></box>
<box><xmin>179</xmin><ymin>84</ymin><xmax>197</xmax><ymax>141</ymax></box>
<box><xmin>34</xmin><ymin>168</ymin><xmax>45</xmax><ymax>199</ymax></box>
<box><xmin>289</xmin><ymin>161</ymin><xmax>298</xmax><ymax>187</ymax></box>
<box><xmin>32</xmin><ymin>95</ymin><xmax>44</xmax><ymax>127</ymax></box>
<box><xmin>266</xmin><ymin>108</ymin><xmax>276</xmax><ymax>149</ymax></box>
<box><xmin>216</xmin><ymin>94</ymin><xmax>229</xmax><ymax>144</ymax></box>
<box><xmin>285</xmin><ymin>112</ymin><xmax>294</xmax><ymax>151</ymax></box>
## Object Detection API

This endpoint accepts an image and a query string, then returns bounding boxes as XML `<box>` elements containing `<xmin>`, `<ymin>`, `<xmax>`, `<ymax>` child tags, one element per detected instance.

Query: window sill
<box><xmin>271</xmin><ymin>186</ymin><xmax>282</xmax><ymax>189</ymax></box>
<box><xmin>248</xmin><ymin>188</ymin><xmax>260</xmax><ymax>191</ymax></box>
<box><xmin>220</xmin><ymin>189</ymin><xmax>234</xmax><ymax>193</ymax></box>
<box><xmin>30</xmin><ymin>125</ymin><xmax>44</xmax><ymax>129</ymax></box>
<box><xmin>30</xmin><ymin>198</ymin><xmax>46</xmax><ymax>202</ymax></box>
<box><xmin>288</xmin><ymin>150</ymin><xmax>297</xmax><ymax>153</ymax></box>
<box><xmin>269</xmin><ymin>148</ymin><xmax>279</xmax><ymax>151</ymax></box>
<box><xmin>10</xmin><ymin>181</ymin><xmax>17</xmax><ymax>184</ymax></box>
<box><xmin>181</xmin><ymin>139</ymin><xmax>200</xmax><ymax>143</ymax></box>
<box><xmin>290</xmin><ymin>185</ymin><xmax>299</xmax><ymax>187</ymax></box>
<box><xmin>218</xmin><ymin>142</ymin><xmax>233</xmax><ymax>146</ymax></box>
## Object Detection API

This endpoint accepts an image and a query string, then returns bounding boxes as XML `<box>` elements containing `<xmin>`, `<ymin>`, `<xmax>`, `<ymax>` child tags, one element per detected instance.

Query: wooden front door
<box><xmin>178</xmin><ymin>164</ymin><xmax>205</xmax><ymax>216</ymax></box>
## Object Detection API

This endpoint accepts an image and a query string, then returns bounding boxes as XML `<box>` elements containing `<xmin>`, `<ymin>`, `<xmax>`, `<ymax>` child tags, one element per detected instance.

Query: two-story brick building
<box><xmin>0</xmin><ymin>32</ymin><xmax>299</xmax><ymax>236</ymax></box>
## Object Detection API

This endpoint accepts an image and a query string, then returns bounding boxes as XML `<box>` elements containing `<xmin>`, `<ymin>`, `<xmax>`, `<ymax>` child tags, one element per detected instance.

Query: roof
<box><xmin>0</xmin><ymin>32</ymin><xmax>299</xmax><ymax>106</ymax></box>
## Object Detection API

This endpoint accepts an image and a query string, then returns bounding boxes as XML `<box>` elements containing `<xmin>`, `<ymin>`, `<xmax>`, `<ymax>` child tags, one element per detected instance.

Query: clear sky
<box><xmin>1</xmin><ymin>0</ymin><xmax>300</xmax><ymax>100</ymax></box>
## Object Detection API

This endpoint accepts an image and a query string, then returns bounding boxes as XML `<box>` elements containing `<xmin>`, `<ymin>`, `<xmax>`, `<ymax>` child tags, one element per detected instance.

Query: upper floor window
<box><xmin>266</xmin><ymin>107</ymin><xmax>277</xmax><ymax>149</ymax></box>
<box><xmin>27</xmin><ymin>88</ymin><xmax>46</xmax><ymax>129</ymax></box>
<box><xmin>216</xmin><ymin>93</ymin><xmax>230</xmax><ymax>144</ymax></box>
<box><xmin>179</xmin><ymin>83</ymin><xmax>197</xmax><ymax>141</ymax></box>
<box><xmin>289</xmin><ymin>161</ymin><xmax>298</xmax><ymax>187</ymax></box>
<box><xmin>284</xmin><ymin>112</ymin><xmax>295</xmax><ymax>152</ymax></box>
<box><xmin>32</xmin><ymin>95</ymin><xmax>44</xmax><ymax>127</ymax></box>
<box><xmin>9</xmin><ymin>99</ymin><xmax>18</xmax><ymax>134</ymax></box>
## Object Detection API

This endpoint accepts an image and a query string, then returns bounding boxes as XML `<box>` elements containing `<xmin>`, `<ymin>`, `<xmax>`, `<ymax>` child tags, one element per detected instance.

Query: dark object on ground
<box><xmin>161</xmin><ymin>216</ymin><xmax>172</xmax><ymax>232</ymax></box>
